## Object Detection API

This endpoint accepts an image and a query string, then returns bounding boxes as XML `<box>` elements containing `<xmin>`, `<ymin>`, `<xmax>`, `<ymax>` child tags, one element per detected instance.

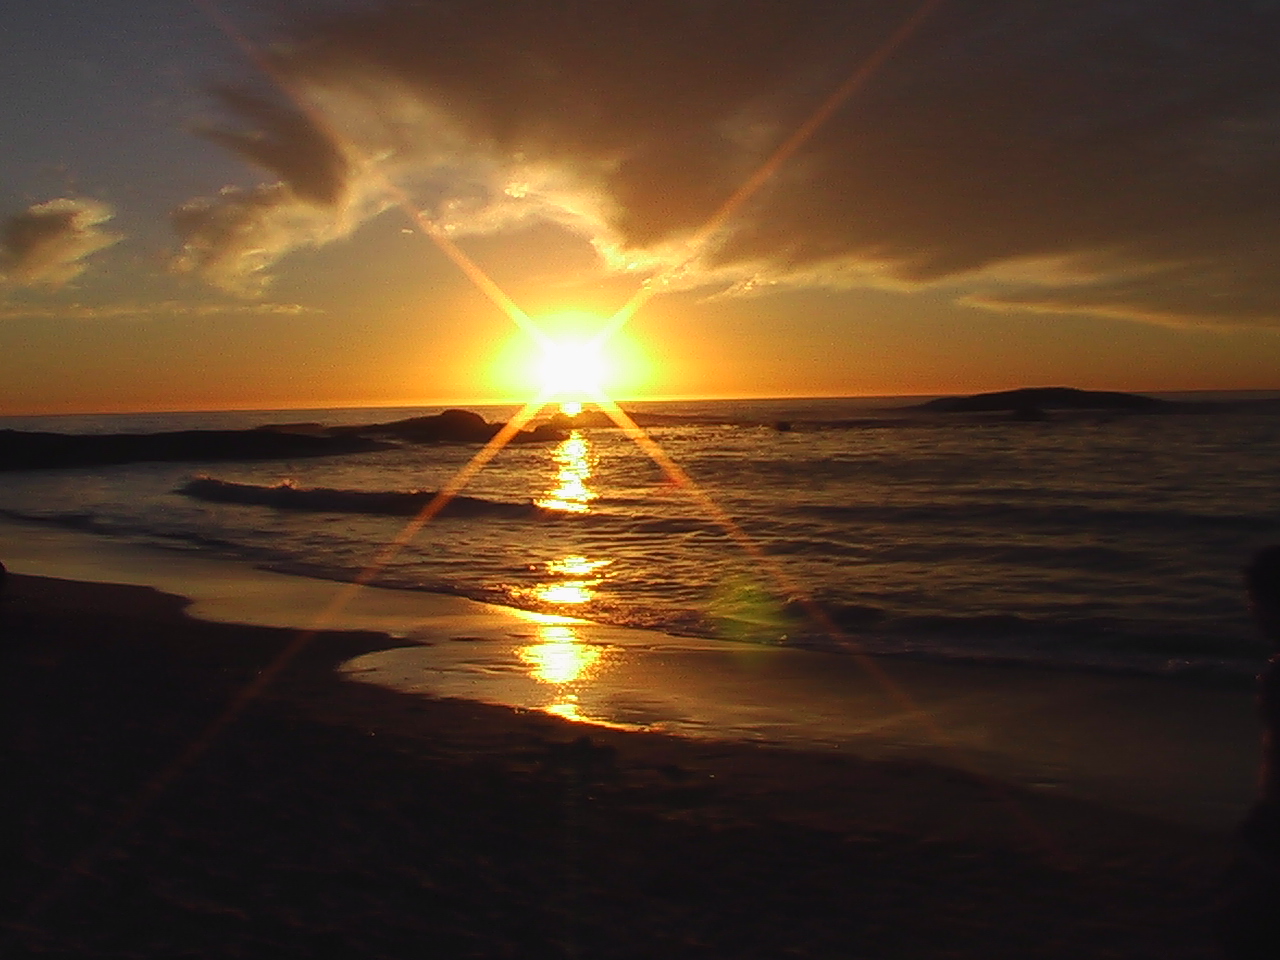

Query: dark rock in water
<box><xmin>350</xmin><ymin>408</ymin><xmax>494</xmax><ymax>442</ymax></box>
<box><xmin>0</xmin><ymin>429</ymin><xmax>392</xmax><ymax>471</ymax></box>
<box><xmin>251</xmin><ymin>422</ymin><xmax>330</xmax><ymax>437</ymax></box>
<box><xmin>909</xmin><ymin>387</ymin><xmax>1170</xmax><ymax>414</ymax></box>
<box><xmin>0</xmin><ymin>406</ymin><xmax>565</xmax><ymax>472</ymax></box>
<box><xmin>773</xmin><ymin>420</ymin><xmax>794</xmax><ymax>432</ymax></box>
<box><xmin>334</xmin><ymin>408</ymin><xmax>562</xmax><ymax>444</ymax></box>
<box><xmin>522</xmin><ymin>422</ymin><xmax>568</xmax><ymax>443</ymax></box>
<box><xmin>547</xmin><ymin>409</ymin><xmax>617</xmax><ymax>431</ymax></box>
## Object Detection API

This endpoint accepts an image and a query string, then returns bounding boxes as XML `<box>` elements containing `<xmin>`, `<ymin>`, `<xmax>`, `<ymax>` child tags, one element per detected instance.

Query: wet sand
<box><xmin>0</xmin><ymin>525</ymin><xmax>1258</xmax><ymax>957</ymax></box>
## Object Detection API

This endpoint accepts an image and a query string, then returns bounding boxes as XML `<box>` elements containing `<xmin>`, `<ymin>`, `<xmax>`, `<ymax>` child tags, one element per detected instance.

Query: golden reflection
<box><xmin>535</xmin><ymin>430</ymin><xmax>597</xmax><ymax>514</ymax></box>
<box><xmin>517</xmin><ymin>621</ymin><xmax>604</xmax><ymax>722</ymax></box>
<box><xmin>528</xmin><ymin>554</ymin><xmax>612</xmax><ymax>607</ymax></box>
<box><xmin>548</xmin><ymin>554</ymin><xmax>611</xmax><ymax>576</ymax></box>
<box><xmin>520</xmin><ymin>431</ymin><xmax>614</xmax><ymax>720</ymax></box>
<box><xmin>512</xmin><ymin>609</ymin><xmax>589</xmax><ymax>627</ymax></box>
<box><xmin>518</xmin><ymin>624</ymin><xmax>602</xmax><ymax>684</ymax></box>
<box><xmin>544</xmin><ymin>700</ymin><xmax>586</xmax><ymax>721</ymax></box>
<box><xmin>533</xmin><ymin>581</ymin><xmax>594</xmax><ymax>605</ymax></box>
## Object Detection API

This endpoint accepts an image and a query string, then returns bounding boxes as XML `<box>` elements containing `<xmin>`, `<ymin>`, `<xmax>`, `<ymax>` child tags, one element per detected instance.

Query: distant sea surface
<box><xmin>3</xmin><ymin>394</ymin><xmax>1279</xmax><ymax>684</ymax></box>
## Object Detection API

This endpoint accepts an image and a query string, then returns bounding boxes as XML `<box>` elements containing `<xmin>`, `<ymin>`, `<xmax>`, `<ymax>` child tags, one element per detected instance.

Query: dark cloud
<box><xmin>198</xmin><ymin>87</ymin><xmax>350</xmax><ymax>207</ymax></box>
<box><xmin>185</xmin><ymin>0</ymin><xmax>1280</xmax><ymax>325</ymax></box>
<box><xmin>1</xmin><ymin>198</ymin><xmax>120</xmax><ymax>287</ymax></box>
<box><xmin>172</xmin><ymin>87</ymin><xmax>359</xmax><ymax>293</ymax></box>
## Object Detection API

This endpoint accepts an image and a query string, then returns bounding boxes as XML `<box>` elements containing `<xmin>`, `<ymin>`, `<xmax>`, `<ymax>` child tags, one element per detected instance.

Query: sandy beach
<box><xmin>0</xmin><ymin>524</ymin><xmax>1255</xmax><ymax>957</ymax></box>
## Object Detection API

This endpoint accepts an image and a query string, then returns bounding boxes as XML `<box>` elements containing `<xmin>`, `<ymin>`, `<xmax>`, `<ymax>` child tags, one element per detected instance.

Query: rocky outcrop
<box><xmin>909</xmin><ymin>387</ymin><xmax>1171</xmax><ymax>414</ymax></box>
<box><xmin>335</xmin><ymin>408</ymin><xmax>563</xmax><ymax>444</ymax></box>
<box><xmin>0</xmin><ymin>408</ymin><xmax>564</xmax><ymax>471</ymax></box>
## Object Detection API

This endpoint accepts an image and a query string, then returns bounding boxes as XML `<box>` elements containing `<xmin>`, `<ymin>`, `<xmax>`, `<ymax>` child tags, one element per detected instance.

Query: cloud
<box><xmin>0</xmin><ymin>300</ymin><xmax>322</xmax><ymax>322</ymax></box>
<box><xmin>1</xmin><ymin>198</ymin><xmax>121</xmax><ymax>287</ymax></box>
<box><xmin>184</xmin><ymin>0</ymin><xmax>1280</xmax><ymax>326</ymax></box>
<box><xmin>171</xmin><ymin>181</ymin><xmax>377</xmax><ymax>294</ymax></box>
<box><xmin>172</xmin><ymin>86</ymin><xmax>372</xmax><ymax>294</ymax></box>
<box><xmin>197</xmin><ymin>87</ymin><xmax>351</xmax><ymax>207</ymax></box>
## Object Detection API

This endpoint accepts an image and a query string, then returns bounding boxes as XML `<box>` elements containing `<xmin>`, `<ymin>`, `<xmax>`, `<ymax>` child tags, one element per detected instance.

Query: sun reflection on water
<box><xmin>518</xmin><ymin>624</ymin><xmax>602</xmax><ymax>684</ymax></box>
<box><xmin>518</xmin><ymin>431</ymin><xmax>614</xmax><ymax>613</ymax></box>
<box><xmin>531</xmin><ymin>554</ymin><xmax>613</xmax><ymax>606</ymax></box>
<box><xmin>533</xmin><ymin>581</ymin><xmax>594</xmax><ymax>605</ymax></box>
<box><xmin>547</xmin><ymin>554</ymin><xmax>611</xmax><ymax>577</ymax></box>
<box><xmin>515</xmin><ymin>430</ymin><xmax>618</xmax><ymax>721</ymax></box>
<box><xmin>535</xmin><ymin>430</ymin><xmax>597</xmax><ymax>514</ymax></box>
<box><xmin>516</xmin><ymin>618</ymin><xmax>605</xmax><ymax>722</ymax></box>
<box><xmin>528</xmin><ymin>429</ymin><xmax>612</xmax><ymax>607</ymax></box>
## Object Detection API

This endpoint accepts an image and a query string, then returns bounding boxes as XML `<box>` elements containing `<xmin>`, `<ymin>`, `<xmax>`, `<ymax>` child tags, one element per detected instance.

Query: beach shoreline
<box><xmin>0</xmin><ymin>515</ymin><xmax>1263</xmax><ymax>832</ymax></box>
<box><xmin>0</xmin><ymin>514</ymin><xmax>1265</xmax><ymax>826</ymax></box>
<box><xmin>1</xmin><ymin>568</ymin><xmax>1241</xmax><ymax>957</ymax></box>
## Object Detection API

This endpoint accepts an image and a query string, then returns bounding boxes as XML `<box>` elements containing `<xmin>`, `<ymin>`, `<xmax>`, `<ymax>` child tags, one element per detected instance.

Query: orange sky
<box><xmin>3</xmin><ymin>1</ymin><xmax>1279</xmax><ymax>415</ymax></box>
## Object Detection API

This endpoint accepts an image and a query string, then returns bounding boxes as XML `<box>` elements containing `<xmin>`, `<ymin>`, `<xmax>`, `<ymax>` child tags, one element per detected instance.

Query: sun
<box><xmin>536</xmin><ymin>332</ymin><xmax>610</xmax><ymax>402</ymax></box>
<box><xmin>493</xmin><ymin>309</ymin><xmax>648</xmax><ymax>407</ymax></box>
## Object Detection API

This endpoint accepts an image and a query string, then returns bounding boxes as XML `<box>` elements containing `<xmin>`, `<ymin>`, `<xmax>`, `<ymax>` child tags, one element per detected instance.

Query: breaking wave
<box><xmin>177</xmin><ymin>476</ymin><xmax>552</xmax><ymax>519</ymax></box>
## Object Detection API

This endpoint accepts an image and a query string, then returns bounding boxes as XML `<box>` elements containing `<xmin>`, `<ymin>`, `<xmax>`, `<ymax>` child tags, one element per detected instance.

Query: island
<box><xmin>906</xmin><ymin>386</ymin><xmax>1172</xmax><ymax>415</ymax></box>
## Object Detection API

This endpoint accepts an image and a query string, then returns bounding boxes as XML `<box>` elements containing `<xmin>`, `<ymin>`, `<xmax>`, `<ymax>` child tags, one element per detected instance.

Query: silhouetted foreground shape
<box><xmin>2</xmin><ymin>572</ymin><xmax>1228</xmax><ymax>959</ymax></box>
<box><xmin>330</xmin><ymin>408</ymin><xmax>564</xmax><ymax>444</ymax></box>
<box><xmin>910</xmin><ymin>387</ymin><xmax>1172</xmax><ymax>413</ymax></box>
<box><xmin>0</xmin><ymin>409</ymin><xmax>563</xmax><ymax>471</ymax></box>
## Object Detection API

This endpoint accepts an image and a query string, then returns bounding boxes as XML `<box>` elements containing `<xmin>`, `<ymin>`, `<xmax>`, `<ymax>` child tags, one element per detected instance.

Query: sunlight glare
<box><xmin>547</xmin><ymin>554</ymin><xmax>611</xmax><ymax>577</ymax></box>
<box><xmin>492</xmin><ymin>309</ymin><xmax>647</xmax><ymax>401</ymax></box>
<box><xmin>534</xmin><ymin>430</ymin><xmax>598</xmax><ymax>514</ymax></box>
<box><xmin>533</xmin><ymin>582</ymin><xmax>594</xmax><ymax>605</ymax></box>
<box><xmin>518</xmin><ymin>624</ymin><xmax>602</xmax><ymax>684</ymax></box>
<box><xmin>537</xmin><ymin>332</ymin><xmax>609</xmax><ymax>400</ymax></box>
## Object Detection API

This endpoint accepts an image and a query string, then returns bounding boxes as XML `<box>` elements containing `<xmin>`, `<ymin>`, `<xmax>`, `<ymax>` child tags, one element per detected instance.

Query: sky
<box><xmin>3</xmin><ymin>0</ymin><xmax>1280</xmax><ymax>414</ymax></box>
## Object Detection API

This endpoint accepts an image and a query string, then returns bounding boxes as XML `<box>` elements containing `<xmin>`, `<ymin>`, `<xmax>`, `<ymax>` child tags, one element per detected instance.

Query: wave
<box><xmin>177</xmin><ymin>476</ymin><xmax>553</xmax><ymax>519</ymax></box>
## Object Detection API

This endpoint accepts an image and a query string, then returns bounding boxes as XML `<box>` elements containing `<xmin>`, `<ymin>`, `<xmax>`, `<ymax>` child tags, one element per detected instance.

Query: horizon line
<box><xmin>4</xmin><ymin>385</ymin><xmax>1280</xmax><ymax>419</ymax></box>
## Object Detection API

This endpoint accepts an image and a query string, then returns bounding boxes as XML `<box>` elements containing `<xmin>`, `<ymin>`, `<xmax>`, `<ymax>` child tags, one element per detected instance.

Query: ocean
<box><xmin>3</xmin><ymin>394</ymin><xmax>1279</xmax><ymax>685</ymax></box>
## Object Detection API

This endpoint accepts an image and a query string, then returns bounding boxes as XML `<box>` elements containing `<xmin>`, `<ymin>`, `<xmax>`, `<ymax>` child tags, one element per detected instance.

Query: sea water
<box><xmin>3</xmin><ymin>395</ymin><xmax>1279</xmax><ymax>683</ymax></box>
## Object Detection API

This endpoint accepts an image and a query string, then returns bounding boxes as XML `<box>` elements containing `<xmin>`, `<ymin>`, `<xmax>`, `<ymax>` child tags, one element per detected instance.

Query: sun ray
<box><xmin>593</xmin><ymin>393</ymin><xmax>959</xmax><ymax>714</ymax></box>
<box><xmin>383</xmin><ymin>180</ymin><xmax>549</xmax><ymax>345</ymax></box>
